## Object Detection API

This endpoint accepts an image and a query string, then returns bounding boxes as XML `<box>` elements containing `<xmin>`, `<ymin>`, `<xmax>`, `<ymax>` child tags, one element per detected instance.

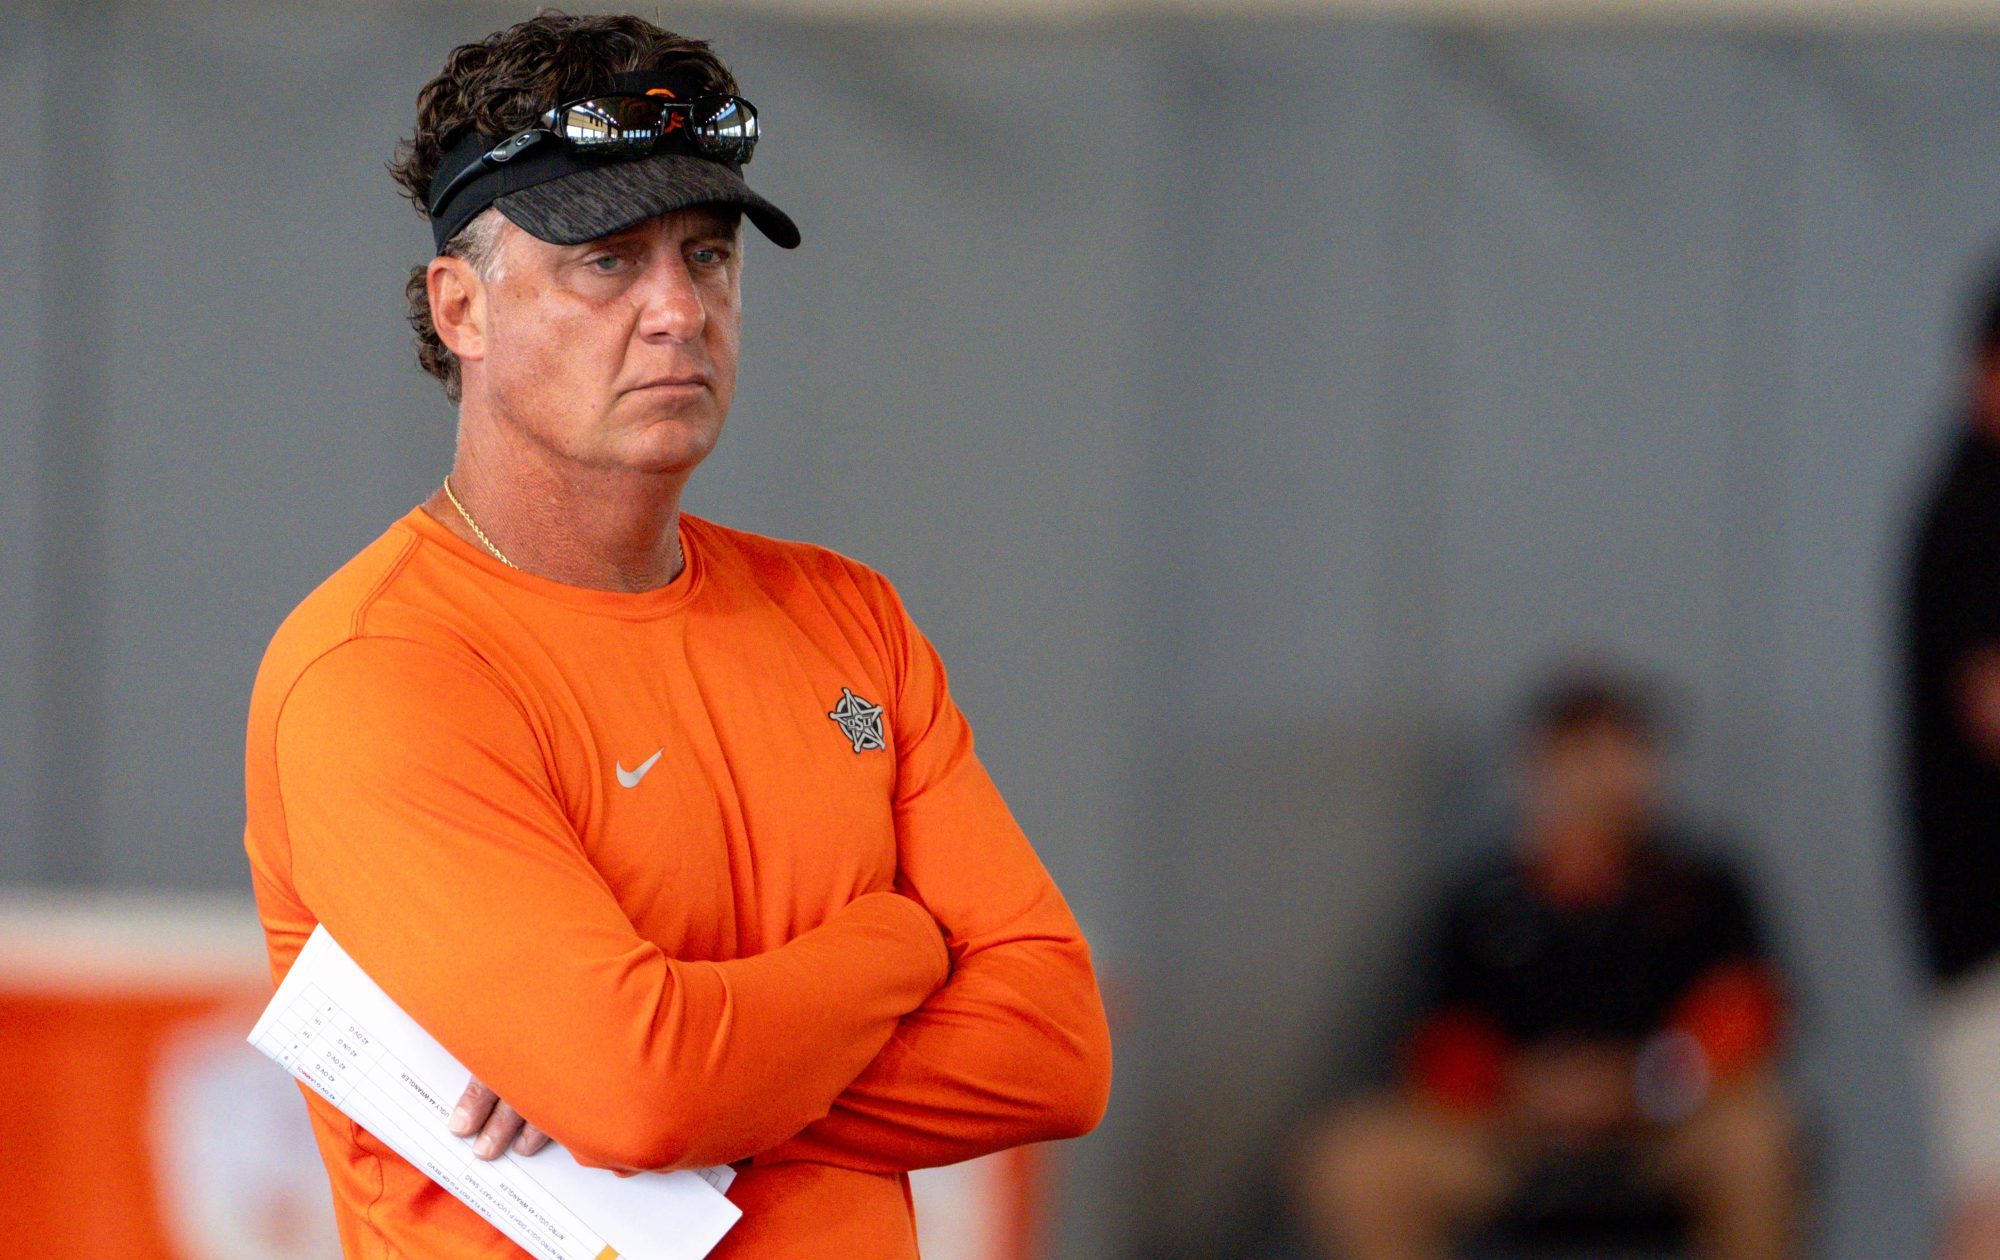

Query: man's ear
<box><xmin>428</xmin><ymin>255</ymin><xmax>489</xmax><ymax>367</ymax></box>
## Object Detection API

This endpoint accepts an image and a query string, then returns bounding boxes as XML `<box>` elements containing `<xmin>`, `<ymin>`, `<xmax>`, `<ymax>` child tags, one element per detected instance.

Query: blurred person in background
<box><xmin>1904</xmin><ymin>260</ymin><xmax>2000</xmax><ymax>1260</ymax></box>
<box><xmin>1288</xmin><ymin>669</ymin><xmax>1798</xmax><ymax>1260</ymax></box>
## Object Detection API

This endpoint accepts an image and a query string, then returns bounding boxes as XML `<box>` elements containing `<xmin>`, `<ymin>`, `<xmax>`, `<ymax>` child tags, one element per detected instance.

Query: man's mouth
<box><xmin>629</xmin><ymin>375</ymin><xmax>709</xmax><ymax>393</ymax></box>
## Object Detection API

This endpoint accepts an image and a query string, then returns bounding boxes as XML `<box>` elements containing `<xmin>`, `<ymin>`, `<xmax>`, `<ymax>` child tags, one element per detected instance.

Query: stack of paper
<box><xmin>248</xmin><ymin>927</ymin><xmax>742</xmax><ymax>1260</ymax></box>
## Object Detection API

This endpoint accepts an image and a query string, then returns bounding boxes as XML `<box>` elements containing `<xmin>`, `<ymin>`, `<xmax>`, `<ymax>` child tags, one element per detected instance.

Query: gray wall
<box><xmin>1132</xmin><ymin>26</ymin><xmax>2000</xmax><ymax>1259</ymax></box>
<box><xmin>7</xmin><ymin>4</ymin><xmax>1999</xmax><ymax>1258</ymax></box>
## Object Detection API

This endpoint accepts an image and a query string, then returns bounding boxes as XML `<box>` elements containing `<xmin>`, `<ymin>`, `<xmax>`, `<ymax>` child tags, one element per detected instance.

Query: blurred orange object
<box><xmin>0</xmin><ymin>893</ymin><xmax>337</xmax><ymax>1260</ymax></box>
<box><xmin>2</xmin><ymin>985</ymin><xmax>221</xmax><ymax>1256</ymax></box>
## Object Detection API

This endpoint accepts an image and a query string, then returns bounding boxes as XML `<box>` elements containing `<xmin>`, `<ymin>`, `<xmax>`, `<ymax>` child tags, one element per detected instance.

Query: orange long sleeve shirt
<box><xmin>242</xmin><ymin>506</ymin><xmax>1112</xmax><ymax>1259</ymax></box>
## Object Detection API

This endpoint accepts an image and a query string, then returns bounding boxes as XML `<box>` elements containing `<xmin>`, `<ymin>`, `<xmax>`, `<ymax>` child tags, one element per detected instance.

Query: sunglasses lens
<box><xmin>553</xmin><ymin>98</ymin><xmax>663</xmax><ymax>155</ymax></box>
<box><xmin>547</xmin><ymin>95</ymin><xmax>760</xmax><ymax>164</ymax></box>
<box><xmin>690</xmin><ymin>97</ymin><xmax>758</xmax><ymax>164</ymax></box>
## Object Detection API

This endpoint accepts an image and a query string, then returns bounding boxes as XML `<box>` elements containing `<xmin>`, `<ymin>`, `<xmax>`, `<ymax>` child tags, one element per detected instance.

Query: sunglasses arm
<box><xmin>426</xmin><ymin>129</ymin><xmax>552</xmax><ymax>221</ymax></box>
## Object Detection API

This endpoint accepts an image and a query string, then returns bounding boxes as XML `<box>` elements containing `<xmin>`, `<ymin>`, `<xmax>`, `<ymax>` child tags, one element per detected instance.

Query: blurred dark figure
<box><xmin>1904</xmin><ymin>263</ymin><xmax>2000</xmax><ymax>1260</ymax></box>
<box><xmin>1289</xmin><ymin>670</ymin><xmax>1800</xmax><ymax>1260</ymax></box>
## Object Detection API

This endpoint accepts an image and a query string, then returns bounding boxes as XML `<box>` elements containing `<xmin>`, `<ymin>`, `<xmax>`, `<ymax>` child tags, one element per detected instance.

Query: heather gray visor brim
<box><xmin>494</xmin><ymin>152</ymin><xmax>800</xmax><ymax>250</ymax></box>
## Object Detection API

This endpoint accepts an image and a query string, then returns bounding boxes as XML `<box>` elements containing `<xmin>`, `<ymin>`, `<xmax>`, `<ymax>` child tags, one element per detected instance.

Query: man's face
<box><xmin>1522</xmin><ymin>718</ymin><xmax>1661</xmax><ymax>843</ymax></box>
<box><xmin>458</xmin><ymin>206</ymin><xmax>743</xmax><ymax>476</ymax></box>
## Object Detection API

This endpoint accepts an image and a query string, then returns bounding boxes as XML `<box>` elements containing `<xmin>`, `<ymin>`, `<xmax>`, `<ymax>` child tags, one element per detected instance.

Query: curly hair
<box><xmin>389</xmin><ymin>11</ymin><xmax>738</xmax><ymax>402</ymax></box>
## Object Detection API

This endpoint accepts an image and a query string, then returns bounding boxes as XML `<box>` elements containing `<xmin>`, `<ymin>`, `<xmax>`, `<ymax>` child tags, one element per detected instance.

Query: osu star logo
<box><xmin>827</xmin><ymin>688</ymin><xmax>886</xmax><ymax>753</ymax></box>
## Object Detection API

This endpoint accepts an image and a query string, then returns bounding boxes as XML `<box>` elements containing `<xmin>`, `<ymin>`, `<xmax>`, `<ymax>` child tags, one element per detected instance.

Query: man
<box><xmin>1289</xmin><ymin>670</ymin><xmax>1799</xmax><ymax>1260</ymax></box>
<box><xmin>1905</xmin><ymin>262</ymin><xmax>2000</xmax><ymax>1260</ymax></box>
<box><xmin>242</xmin><ymin>14</ymin><xmax>1111</xmax><ymax>1259</ymax></box>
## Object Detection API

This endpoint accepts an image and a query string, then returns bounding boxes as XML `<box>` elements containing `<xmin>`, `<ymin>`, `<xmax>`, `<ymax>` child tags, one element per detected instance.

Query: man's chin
<box><xmin>610</xmin><ymin>413</ymin><xmax>723</xmax><ymax>476</ymax></box>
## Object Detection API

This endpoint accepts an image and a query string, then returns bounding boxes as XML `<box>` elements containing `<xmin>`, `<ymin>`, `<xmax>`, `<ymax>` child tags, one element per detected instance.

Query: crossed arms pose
<box><xmin>243</xmin><ymin>15</ymin><xmax>1109</xmax><ymax>1258</ymax></box>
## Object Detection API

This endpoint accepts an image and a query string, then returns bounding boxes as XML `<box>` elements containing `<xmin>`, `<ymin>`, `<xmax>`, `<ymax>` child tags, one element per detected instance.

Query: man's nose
<box><xmin>634</xmin><ymin>255</ymin><xmax>706</xmax><ymax>342</ymax></box>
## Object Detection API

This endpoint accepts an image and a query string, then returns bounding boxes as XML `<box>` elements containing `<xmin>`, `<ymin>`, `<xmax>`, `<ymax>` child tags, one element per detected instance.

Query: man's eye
<box><xmin>586</xmin><ymin>253</ymin><xmax>629</xmax><ymax>273</ymax></box>
<box><xmin>689</xmin><ymin>246</ymin><xmax>730</xmax><ymax>266</ymax></box>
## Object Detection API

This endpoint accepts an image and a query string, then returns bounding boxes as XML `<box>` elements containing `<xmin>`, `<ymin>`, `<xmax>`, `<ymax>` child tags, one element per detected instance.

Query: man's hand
<box><xmin>449</xmin><ymin>1077</ymin><xmax>551</xmax><ymax>1160</ymax></box>
<box><xmin>1505</xmin><ymin>1040</ymin><xmax>1639</xmax><ymax>1147</ymax></box>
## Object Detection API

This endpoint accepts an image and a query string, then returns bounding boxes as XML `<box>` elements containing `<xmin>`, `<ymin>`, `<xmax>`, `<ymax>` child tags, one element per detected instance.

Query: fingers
<box><xmin>449</xmin><ymin>1078</ymin><xmax>547</xmax><ymax>1160</ymax></box>
<box><xmin>474</xmin><ymin>1099</ymin><xmax>528</xmax><ymax>1160</ymax></box>
<box><xmin>449</xmin><ymin>1078</ymin><xmax>499</xmax><ymax>1139</ymax></box>
<box><xmin>513</xmin><ymin>1123</ymin><xmax>550</xmax><ymax>1156</ymax></box>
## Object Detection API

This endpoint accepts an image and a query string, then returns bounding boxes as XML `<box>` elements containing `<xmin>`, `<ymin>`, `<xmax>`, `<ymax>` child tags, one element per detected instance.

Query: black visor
<box><xmin>424</xmin><ymin>70</ymin><xmax>799</xmax><ymax>253</ymax></box>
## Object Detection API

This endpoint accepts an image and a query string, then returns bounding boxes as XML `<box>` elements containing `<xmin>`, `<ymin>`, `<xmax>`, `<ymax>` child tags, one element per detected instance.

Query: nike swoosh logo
<box><xmin>616</xmin><ymin>749</ymin><xmax>663</xmax><ymax>789</ymax></box>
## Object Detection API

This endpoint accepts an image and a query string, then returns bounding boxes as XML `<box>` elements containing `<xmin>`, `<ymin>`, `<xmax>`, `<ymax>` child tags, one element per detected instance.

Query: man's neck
<box><xmin>1521</xmin><ymin>820</ymin><xmax>1637</xmax><ymax>910</ymax></box>
<box><xmin>423</xmin><ymin>425</ymin><xmax>690</xmax><ymax>594</ymax></box>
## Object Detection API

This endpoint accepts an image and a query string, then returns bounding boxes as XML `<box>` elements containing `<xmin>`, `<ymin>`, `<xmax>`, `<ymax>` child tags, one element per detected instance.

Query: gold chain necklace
<box><xmin>441</xmin><ymin>475</ymin><xmax>517</xmax><ymax>569</ymax></box>
<box><xmin>441</xmin><ymin>475</ymin><xmax>688</xmax><ymax>581</ymax></box>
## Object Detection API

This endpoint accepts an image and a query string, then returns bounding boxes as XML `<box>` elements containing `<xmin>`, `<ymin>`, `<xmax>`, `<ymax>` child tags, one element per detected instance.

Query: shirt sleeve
<box><xmin>1660</xmin><ymin>858</ymin><xmax>1785</xmax><ymax>1078</ymax></box>
<box><xmin>1685</xmin><ymin>856</ymin><xmax>1770</xmax><ymax>973</ymax></box>
<box><xmin>1400</xmin><ymin>880</ymin><xmax>1512</xmax><ymax>1114</ymax></box>
<box><xmin>750</xmin><ymin>574</ymin><xmax>1113</xmax><ymax>1173</ymax></box>
<box><xmin>1664</xmin><ymin>961</ymin><xmax>1784</xmax><ymax>1081</ymax></box>
<box><xmin>1402</xmin><ymin>1007</ymin><xmax>1511</xmax><ymax>1115</ymax></box>
<box><xmin>273</xmin><ymin>635</ymin><xmax>949</xmax><ymax>1173</ymax></box>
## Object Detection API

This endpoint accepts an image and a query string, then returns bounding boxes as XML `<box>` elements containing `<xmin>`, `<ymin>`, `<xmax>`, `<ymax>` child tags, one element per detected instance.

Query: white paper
<box><xmin>248</xmin><ymin>926</ymin><xmax>741</xmax><ymax>1260</ymax></box>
